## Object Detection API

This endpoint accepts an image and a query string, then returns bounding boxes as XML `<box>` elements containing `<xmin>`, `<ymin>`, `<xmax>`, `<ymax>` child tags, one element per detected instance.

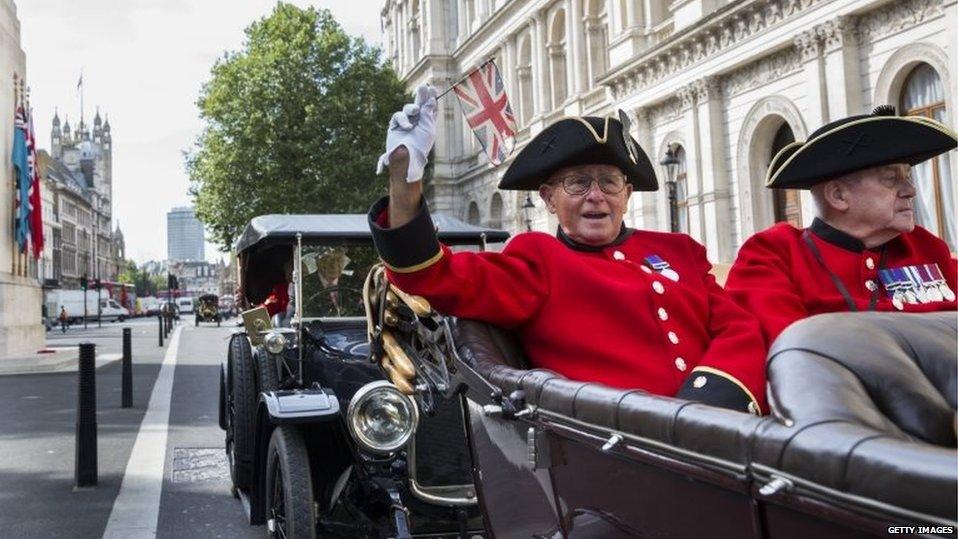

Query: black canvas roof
<box><xmin>235</xmin><ymin>213</ymin><xmax>510</xmax><ymax>253</ymax></box>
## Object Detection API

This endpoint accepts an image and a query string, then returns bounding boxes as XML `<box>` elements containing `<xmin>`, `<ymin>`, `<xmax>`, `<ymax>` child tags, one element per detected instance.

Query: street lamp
<box><xmin>522</xmin><ymin>194</ymin><xmax>536</xmax><ymax>232</ymax></box>
<box><xmin>660</xmin><ymin>145</ymin><xmax>680</xmax><ymax>233</ymax></box>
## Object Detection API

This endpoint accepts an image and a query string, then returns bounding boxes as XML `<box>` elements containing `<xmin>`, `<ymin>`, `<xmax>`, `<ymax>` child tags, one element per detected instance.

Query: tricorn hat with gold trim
<box><xmin>498</xmin><ymin>114</ymin><xmax>658</xmax><ymax>191</ymax></box>
<box><xmin>766</xmin><ymin>105</ymin><xmax>958</xmax><ymax>189</ymax></box>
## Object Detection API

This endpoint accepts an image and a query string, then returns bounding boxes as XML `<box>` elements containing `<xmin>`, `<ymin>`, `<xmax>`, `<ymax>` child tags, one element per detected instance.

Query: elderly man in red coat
<box><xmin>367</xmin><ymin>85</ymin><xmax>768</xmax><ymax>415</ymax></box>
<box><xmin>726</xmin><ymin>106</ymin><xmax>958</xmax><ymax>348</ymax></box>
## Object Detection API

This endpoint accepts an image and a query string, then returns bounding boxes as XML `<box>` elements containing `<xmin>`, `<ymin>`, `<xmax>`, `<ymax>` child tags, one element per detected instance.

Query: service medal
<box><xmin>661</xmin><ymin>268</ymin><xmax>680</xmax><ymax>282</ymax></box>
<box><xmin>943</xmin><ymin>286</ymin><xmax>956</xmax><ymax>302</ymax></box>
<box><xmin>892</xmin><ymin>296</ymin><xmax>904</xmax><ymax>310</ymax></box>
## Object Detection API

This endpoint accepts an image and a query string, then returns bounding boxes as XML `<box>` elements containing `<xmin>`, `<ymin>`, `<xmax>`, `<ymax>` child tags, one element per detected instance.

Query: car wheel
<box><xmin>228</xmin><ymin>335</ymin><xmax>257</xmax><ymax>491</ymax></box>
<box><xmin>265</xmin><ymin>426</ymin><xmax>316</xmax><ymax>539</ymax></box>
<box><xmin>258</xmin><ymin>351</ymin><xmax>281</xmax><ymax>392</ymax></box>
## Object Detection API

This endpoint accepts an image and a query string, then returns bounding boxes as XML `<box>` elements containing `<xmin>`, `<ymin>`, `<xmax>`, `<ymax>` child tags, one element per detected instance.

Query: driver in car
<box><xmin>725</xmin><ymin>105</ymin><xmax>958</xmax><ymax>348</ymax></box>
<box><xmin>367</xmin><ymin>85</ymin><xmax>768</xmax><ymax>415</ymax></box>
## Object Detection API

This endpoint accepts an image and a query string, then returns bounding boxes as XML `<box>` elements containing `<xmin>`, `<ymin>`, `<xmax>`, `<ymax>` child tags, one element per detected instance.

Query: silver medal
<box><xmin>928</xmin><ymin>286</ymin><xmax>944</xmax><ymax>303</ymax></box>
<box><xmin>661</xmin><ymin>268</ymin><xmax>680</xmax><ymax>282</ymax></box>
<box><xmin>942</xmin><ymin>285</ymin><xmax>956</xmax><ymax>302</ymax></box>
<box><xmin>892</xmin><ymin>296</ymin><xmax>904</xmax><ymax>310</ymax></box>
<box><xmin>915</xmin><ymin>287</ymin><xmax>930</xmax><ymax>304</ymax></box>
<box><xmin>904</xmin><ymin>290</ymin><xmax>918</xmax><ymax>304</ymax></box>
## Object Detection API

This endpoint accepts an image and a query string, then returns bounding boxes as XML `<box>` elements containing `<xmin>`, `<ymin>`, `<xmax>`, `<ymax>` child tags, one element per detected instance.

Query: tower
<box><xmin>51</xmin><ymin>109</ymin><xmax>62</xmax><ymax>159</ymax></box>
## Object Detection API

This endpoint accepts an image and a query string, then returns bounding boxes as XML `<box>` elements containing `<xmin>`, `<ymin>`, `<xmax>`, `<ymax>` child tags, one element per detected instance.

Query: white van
<box><xmin>176</xmin><ymin>297</ymin><xmax>195</xmax><ymax>314</ymax></box>
<box><xmin>99</xmin><ymin>298</ymin><xmax>130</xmax><ymax>321</ymax></box>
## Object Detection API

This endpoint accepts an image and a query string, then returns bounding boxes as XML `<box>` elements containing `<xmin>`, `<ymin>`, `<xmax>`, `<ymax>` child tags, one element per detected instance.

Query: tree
<box><xmin>188</xmin><ymin>3</ymin><xmax>408</xmax><ymax>250</ymax></box>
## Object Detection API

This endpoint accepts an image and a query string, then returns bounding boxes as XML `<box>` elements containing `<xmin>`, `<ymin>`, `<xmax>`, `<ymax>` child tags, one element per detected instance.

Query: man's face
<box><xmin>841</xmin><ymin>163</ymin><xmax>917</xmax><ymax>236</ymax></box>
<box><xmin>539</xmin><ymin>164</ymin><xmax>633</xmax><ymax>246</ymax></box>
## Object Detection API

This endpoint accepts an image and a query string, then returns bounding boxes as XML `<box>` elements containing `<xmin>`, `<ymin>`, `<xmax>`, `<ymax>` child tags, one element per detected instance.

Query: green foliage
<box><xmin>118</xmin><ymin>261</ymin><xmax>162</xmax><ymax>297</ymax></box>
<box><xmin>187</xmin><ymin>2</ymin><xmax>408</xmax><ymax>250</ymax></box>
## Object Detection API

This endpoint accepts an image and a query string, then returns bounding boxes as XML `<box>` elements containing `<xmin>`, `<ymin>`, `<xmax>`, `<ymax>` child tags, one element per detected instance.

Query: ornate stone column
<box><xmin>820</xmin><ymin>16</ymin><xmax>862</xmax><ymax>119</ymax></box>
<box><xmin>794</xmin><ymin>28</ymin><xmax>828</xmax><ymax>128</ymax></box>
<box><xmin>533</xmin><ymin>13</ymin><xmax>550</xmax><ymax>116</ymax></box>
<box><xmin>677</xmin><ymin>83</ymin><xmax>704</xmax><ymax>244</ymax></box>
<box><xmin>567</xmin><ymin>0</ymin><xmax>586</xmax><ymax>96</ymax></box>
<box><xmin>692</xmin><ymin>77</ymin><xmax>733</xmax><ymax>262</ymax></box>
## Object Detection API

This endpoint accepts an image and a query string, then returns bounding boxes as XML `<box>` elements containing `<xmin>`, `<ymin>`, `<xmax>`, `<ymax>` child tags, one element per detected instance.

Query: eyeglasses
<box><xmin>553</xmin><ymin>174</ymin><xmax>628</xmax><ymax>196</ymax></box>
<box><xmin>875</xmin><ymin>167</ymin><xmax>915</xmax><ymax>190</ymax></box>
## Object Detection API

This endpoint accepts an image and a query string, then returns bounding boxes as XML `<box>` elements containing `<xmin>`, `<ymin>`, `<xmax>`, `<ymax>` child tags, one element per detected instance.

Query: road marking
<box><xmin>102</xmin><ymin>326</ymin><xmax>183</xmax><ymax>538</ymax></box>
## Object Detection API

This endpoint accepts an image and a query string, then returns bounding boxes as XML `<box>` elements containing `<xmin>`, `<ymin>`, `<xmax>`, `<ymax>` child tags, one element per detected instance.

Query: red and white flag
<box><xmin>452</xmin><ymin>60</ymin><xmax>517</xmax><ymax>166</ymax></box>
<box><xmin>27</xmin><ymin>108</ymin><xmax>44</xmax><ymax>258</ymax></box>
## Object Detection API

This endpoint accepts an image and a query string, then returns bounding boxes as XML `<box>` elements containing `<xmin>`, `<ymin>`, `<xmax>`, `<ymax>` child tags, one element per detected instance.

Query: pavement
<box><xmin>0</xmin><ymin>317</ymin><xmax>261</xmax><ymax>538</ymax></box>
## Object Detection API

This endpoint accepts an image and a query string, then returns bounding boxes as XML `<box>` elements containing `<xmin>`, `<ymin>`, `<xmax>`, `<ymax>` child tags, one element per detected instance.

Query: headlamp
<box><xmin>263</xmin><ymin>331</ymin><xmax>287</xmax><ymax>354</ymax></box>
<box><xmin>347</xmin><ymin>381</ymin><xmax>419</xmax><ymax>454</ymax></box>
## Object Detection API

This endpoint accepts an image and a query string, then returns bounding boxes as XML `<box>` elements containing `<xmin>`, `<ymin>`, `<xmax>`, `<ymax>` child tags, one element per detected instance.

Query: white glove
<box><xmin>376</xmin><ymin>83</ymin><xmax>438</xmax><ymax>183</ymax></box>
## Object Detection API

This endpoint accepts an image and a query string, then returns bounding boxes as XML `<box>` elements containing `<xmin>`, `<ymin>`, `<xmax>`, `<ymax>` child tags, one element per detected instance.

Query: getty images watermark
<box><xmin>887</xmin><ymin>526</ymin><xmax>955</xmax><ymax>534</ymax></box>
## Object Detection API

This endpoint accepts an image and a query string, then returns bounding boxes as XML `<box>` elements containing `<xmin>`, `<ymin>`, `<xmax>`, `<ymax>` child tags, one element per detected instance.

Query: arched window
<box><xmin>770</xmin><ymin>123</ymin><xmax>802</xmax><ymax>227</ymax></box>
<box><xmin>585</xmin><ymin>0</ymin><xmax>608</xmax><ymax>85</ymax></box>
<box><xmin>548</xmin><ymin>9</ymin><xmax>568</xmax><ymax>109</ymax></box>
<box><xmin>517</xmin><ymin>37</ymin><xmax>533</xmax><ymax>124</ymax></box>
<box><xmin>489</xmin><ymin>193</ymin><xmax>503</xmax><ymax>228</ymax></box>
<box><xmin>467</xmin><ymin>201</ymin><xmax>480</xmax><ymax>225</ymax></box>
<box><xmin>900</xmin><ymin>63</ymin><xmax>954</xmax><ymax>250</ymax></box>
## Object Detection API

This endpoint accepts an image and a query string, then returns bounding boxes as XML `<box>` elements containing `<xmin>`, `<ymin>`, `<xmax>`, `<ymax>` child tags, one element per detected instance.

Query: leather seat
<box><xmin>454</xmin><ymin>312</ymin><xmax>958</xmax><ymax>521</ymax></box>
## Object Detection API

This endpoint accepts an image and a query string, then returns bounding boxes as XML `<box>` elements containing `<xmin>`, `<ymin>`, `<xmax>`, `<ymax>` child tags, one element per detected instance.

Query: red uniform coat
<box><xmin>369</xmin><ymin>197</ymin><xmax>768</xmax><ymax>414</ymax></box>
<box><xmin>725</xmin><ymin>218</ymin><xmax>958</xmax><ymax>347</ymax></box>
<box><xmin>262</xmin><ymin>283</ymin><xmax>289</xmax><ymax>317</ymax></box>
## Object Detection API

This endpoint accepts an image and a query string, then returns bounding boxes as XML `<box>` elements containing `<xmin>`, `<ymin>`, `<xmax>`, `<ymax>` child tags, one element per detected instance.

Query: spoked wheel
<box><xmin>266</xmin><ymin>426</ymin><xmax>316</xmax><ymax>539</ymax></box>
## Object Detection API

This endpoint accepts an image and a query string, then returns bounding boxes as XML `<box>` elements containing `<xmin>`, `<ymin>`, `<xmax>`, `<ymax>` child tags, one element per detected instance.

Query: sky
<box><xmin>17</xmin><ymin>0</ymin><xmax>384</xmax><ymax>264</ymax></box>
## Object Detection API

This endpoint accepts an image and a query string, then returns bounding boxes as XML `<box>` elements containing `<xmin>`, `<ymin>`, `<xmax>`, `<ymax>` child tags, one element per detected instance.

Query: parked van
<box><xmin>176</xmin><ymin>297</ymin><xmax>195</xmax><ymax>314</ymax></box>
<box><xmin>99</xmin><ymin>298</ymin><xmax>130</xmax><ymax>321</ymax></box>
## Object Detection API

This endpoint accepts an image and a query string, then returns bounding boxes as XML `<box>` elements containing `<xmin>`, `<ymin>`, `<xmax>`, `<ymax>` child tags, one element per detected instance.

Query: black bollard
<box><xmin>158</xmin><ymin>313</ymin><xmax>164</xmax><ymax>347</ymax></box>
<box><xmin>75</xmin><ymin>342</ymin><xmax>98</xmax><ymax>488</ymax></box>
<box><xmin>122</xmin><ymin>328</ymin><xmax>132</xmax><ymax>408</ymax></box>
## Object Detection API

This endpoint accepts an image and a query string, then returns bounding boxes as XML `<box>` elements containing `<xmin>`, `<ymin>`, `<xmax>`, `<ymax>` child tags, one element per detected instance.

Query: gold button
<box><xmin>748</xmin><ymin>402</ymin><xmax>760</xmax><ymax>416</ymax></box>
<box><xmin>865</xmin><ymin>257</ymin><xmax>875</xmax><ymax>270</ymax></box>
<box><xmin>675</xmin><ymin>358</ymin><xmax>688</xmax><ymax>372</ymax></box>
<box><xmin>652</xmin><ymin>281</ymin><xmax>665</xmax><ymax>294</ymax></box>
<box><xmin>668</xmin><ymin>331</ymin><xmax>679</xmax><ymax>344</ymax></box>
<box><xmin>641</xmin><ymin>265</ymin><xmax>653</xmax><ymax>274</ymax></box>
<box><xmin>657</xmin><ymin>308</ymin><xmax>668</xmax><ymax>321</ymax></box>
<box><xmin>865</xmin><ymin>280</ymin><xmax>878</xmax><ymax>292</ymax></box>
<box><xmin>613</xmin><ymin>250</ymin><xmax>625</xmax><ymax>261</ymax></box>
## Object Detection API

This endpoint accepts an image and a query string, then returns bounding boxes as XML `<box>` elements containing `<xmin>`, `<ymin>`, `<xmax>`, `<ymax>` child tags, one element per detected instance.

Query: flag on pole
<box><xmin>77</xmin><ymin>73</ymin><xmax>83</xmax><ymax>91</ymax></box>
<box><xmin>27</xmin><ymin>108</ymin><xmax>44</xmax><ymax>258</ymax></box>
<box><xmin>11</xmin><ymin>105</ymin><xmax>30</xmax><ymax>253</ymax></box>
<box><xmin>451</xmin><ymin>60</ymin><xmax>517</xmax><ymax>166</ymax></box>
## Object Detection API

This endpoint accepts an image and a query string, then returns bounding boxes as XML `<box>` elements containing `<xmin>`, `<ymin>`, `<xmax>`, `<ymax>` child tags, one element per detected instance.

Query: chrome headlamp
<box><xmin>263</xmin><ymin>331</ymin><xmax>287</xmax><ymax>354</ymax></box>
<box><xmin>347</xmin><ymin>381</ymin><xmax>419</xmax><ymax>454</ymax></box>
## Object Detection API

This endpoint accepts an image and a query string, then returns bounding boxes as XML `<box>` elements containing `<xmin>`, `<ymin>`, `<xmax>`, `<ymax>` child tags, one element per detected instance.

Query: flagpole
<box><xmin>437</xmin><ymin>56</ymin><xmax>496</xmax><ymax>100</ymax></box>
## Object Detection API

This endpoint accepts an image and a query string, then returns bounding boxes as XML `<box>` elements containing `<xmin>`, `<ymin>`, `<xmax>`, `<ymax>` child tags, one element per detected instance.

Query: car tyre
<box><xmin>228</xmin><ymin>335</ymin><xmax>257</xmax><ymax>491</ymax></box>
<box><xmin>265</xmin><ymin>426</ymin><xmax>316</xmax><ymax>539</ymax></box>
<box><xmin>258</xmin><ymin>351</ymin><xmax>281</xmax><ymax>392</ymax></box>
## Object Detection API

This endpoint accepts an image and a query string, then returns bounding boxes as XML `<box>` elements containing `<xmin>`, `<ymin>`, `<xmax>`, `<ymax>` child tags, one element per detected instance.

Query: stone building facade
<box><xmin>381</xmin><ymin>0</ymin><xmax>956</xmax><ymax>262</ymax></box>
<box><xmin>38</xmin><ymin>110</ymin><xmax>124</xmax><ymax>290</ymax></box>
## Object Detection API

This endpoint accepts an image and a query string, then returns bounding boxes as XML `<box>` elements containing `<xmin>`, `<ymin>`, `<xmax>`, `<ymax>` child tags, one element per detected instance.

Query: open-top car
<box><xmin>196</xmin><ymin>293</ymin><xmax>221</xmax><ymax>326</ymax></box>
<box><xmin>367</xmin><ymin>263</ymin><xmax>958</xmax><ymax>539</ymax></box>
<box><xmin>219</xmin><ymin>212</ymin><xmax>508</xmax><ymax>538</ymax></box>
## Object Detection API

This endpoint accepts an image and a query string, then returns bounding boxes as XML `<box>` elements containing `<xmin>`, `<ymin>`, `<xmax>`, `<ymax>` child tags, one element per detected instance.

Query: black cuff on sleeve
<box><xmin>677</xmin><ymin>371</ymin><xmax>760</xmax><ymax>415</ymax></box>
<box><xmin>368</xmin><ymin>196</ymin><xmax>443</xmax><ymax>273</ymax></box>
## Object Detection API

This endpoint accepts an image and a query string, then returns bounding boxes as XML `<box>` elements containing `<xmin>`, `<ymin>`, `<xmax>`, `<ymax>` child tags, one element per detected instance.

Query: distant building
<box><xmin>170</xmin><ymin>259</ymin><xmax>225</xmax><ymax>297</ymax></box>
<box><xmin>167</xmin><ymin>206</ymin><xmax>205</xmax><ymax>262</ymax></box>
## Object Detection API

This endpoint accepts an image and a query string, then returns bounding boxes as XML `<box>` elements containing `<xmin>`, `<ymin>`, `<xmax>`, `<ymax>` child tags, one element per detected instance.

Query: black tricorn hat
<box><xmin>766</xmin><ymin>105</ymin><xmax>957</xmax><ymax>189</ymax></box>
<box><xmin>498</xmin><ymin>115</ymin><xmax>658</xmax><ymax>191</ymax></box>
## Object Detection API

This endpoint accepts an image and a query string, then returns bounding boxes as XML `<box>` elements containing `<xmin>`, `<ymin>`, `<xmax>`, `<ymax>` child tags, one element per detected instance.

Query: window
<box><xmin>62</xmin><ymin>222</ymin><xmax>77</xmax><ymax>245</ymax></box>
<box><xmin>467</xmin><ymin>201</ymin><xmax>480</xmax><ymax>225</ymax></box>
<box><xmin>674</xmin><ymin>145</ymin><xmax>689</xmax><ymax>234</ymax></box>
<box><xmin>900</xmin><ymin>63</ymin><xmax>954</xmax><ymax>250</ymax></box>
<box><xmin>771</xmin><ymin>123</ymin><xmax>802</xmax><ymax>228</ymax></box>
<box><xmin>489</xmin><ymin>193</ymin><xmax>503</xmax><ymax>228</ymax></box>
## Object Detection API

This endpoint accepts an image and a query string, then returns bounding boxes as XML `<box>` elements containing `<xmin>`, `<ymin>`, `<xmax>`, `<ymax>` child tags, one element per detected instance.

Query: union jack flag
<box><xmin>452</xmin><ymin>61</ymin><xmax>517</xmax><ymax>166</ymax></box>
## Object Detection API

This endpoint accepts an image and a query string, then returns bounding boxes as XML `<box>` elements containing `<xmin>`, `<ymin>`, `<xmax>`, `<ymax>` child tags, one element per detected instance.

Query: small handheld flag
<box><xmin>450</xmin><ymin>60</ymin><xmax>517</xmax><ymax>166</ymax></box>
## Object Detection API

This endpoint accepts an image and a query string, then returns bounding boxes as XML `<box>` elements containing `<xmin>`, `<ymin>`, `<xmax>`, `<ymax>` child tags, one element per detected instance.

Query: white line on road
<box><xmin>102</xmin><ymin>326</ymin><xmax>183</xmax><ymax>538</ymax></box>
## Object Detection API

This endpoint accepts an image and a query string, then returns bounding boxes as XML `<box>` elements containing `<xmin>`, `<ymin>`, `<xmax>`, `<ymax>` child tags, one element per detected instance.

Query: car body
<box><xmin>219</xmin><ymin>213</ymin><xmax>508</xmax><ymax>538</ymax></box>
<box><xmin>195</xmin><ymin>294</ymin><xmax>221</xmax><ymax>326</ymax></box>
<box><xmin>376</xmin><ymin>300</ymin><xmax>957</xmax><ymax>539</ymax></box>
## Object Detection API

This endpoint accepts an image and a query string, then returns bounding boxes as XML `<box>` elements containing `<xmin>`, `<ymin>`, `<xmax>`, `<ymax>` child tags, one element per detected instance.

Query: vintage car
<box><xmin>368</xmin><ymin>265</ymin><xmax>958</xmax><ymax>539</ymax></box>
<box><xmin>196</xmin><ymin>293</ymin><xmax>222</xmax><ymax>326</ymax></box>
<box><xmin>219</xmin><ymin>213</ymin><xmax>508</xmax><ymax>538</ymax></box>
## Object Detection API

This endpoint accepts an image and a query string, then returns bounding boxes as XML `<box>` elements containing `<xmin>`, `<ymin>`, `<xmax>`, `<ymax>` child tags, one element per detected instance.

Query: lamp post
<box><xmin>521</xmin><ymin>194</ymin><xmax>536</xmax><ymax>232</ymax></box>
<box><xmin>660</xmin><ymin>145</ymin><xmax>680</xmax><ymax>233</ymax></box>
